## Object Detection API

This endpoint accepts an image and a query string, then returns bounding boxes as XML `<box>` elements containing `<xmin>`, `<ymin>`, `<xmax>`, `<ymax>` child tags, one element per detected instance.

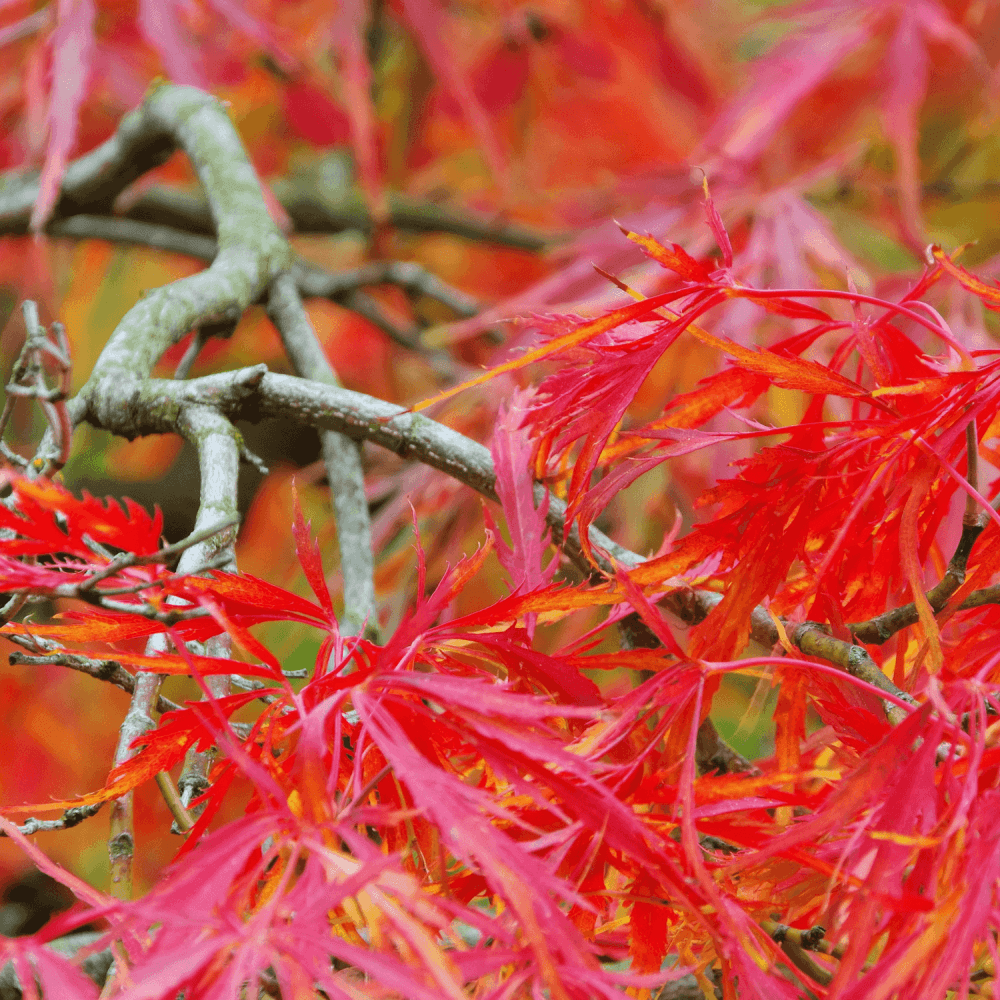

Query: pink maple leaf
<box><xmin>30</xmin><ymin>0</ymin><xmax>95</xmax><ymax>232</ymax></box>
<box><xmin>487</xmin><ymin>390</ymin><xmax>558</xmax><ymax>636</ymax></box>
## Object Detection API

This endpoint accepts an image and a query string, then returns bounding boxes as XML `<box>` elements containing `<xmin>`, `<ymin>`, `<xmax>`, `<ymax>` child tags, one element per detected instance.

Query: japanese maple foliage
<box><xmin>5</xmin><ymin>215</ymin><xmax>1000</xmax><ymax>996</ymax></box>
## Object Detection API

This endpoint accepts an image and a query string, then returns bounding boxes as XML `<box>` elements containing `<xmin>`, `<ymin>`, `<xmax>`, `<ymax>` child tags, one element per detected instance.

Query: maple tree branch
<box><xmin>277</xmin><ymin>183</ymin><xmax>554</xmax><ymax>251</ymax></box>
<box><xmin>105</xmin><ymin>405</ymin><xmax>240</xmax><ymax>898</ymax></box>
<box><xmin>108</xmin><ymin>662</ymin><xmax>162</xmax><ymax>897</ymax></box>
<box><xmin>337</xmin><ymin>288</ymin><xmax>426</xmax><ymax>351</ymax></box>
<box><xmin>169</xmin><ymin>407</ymin><xmax>240</xmax><ymax>822</ymax></box>
<box><xmin>11</xmin><ymin>653</ymin><xmax>281</xmax><ymax>715</ymax></box>
<box><xmin>786</xmin><ymin>624</ymin><xmax>914</xmax><ymax>726</ymax></box>
<box><xmin>2</xmin><ymin>81</ymin><xmax>290</xmax><ymax>472</ymax></box>
<box><xmin>69</xmin><ymin>364</ymin><xmax>971</xmax><ymax>728</ymax></box>
<box><xmin>620</xmin><ymin>612</ymin><xmax>755</xmax><ymax>776</ymax></box>
<box><xmin>70</xmin><ymin>364</ymin><xmax>924</xmax><ymax>733</ymax></box>
<box><xmin>229</xmin><ymin>675</ymin><xmax>280</xmax><ymax>704</ymax></box>
<box><xmin>963</xmin><ymin>418</ymin><xmax>983</xmax><ymax>527</ymax></box>
<box><xmin>0</xmin><ymin>89</ymin><xmax>488</xmax><ymax>383</ymax></box>
<box><xmin>670</xmin><ymin>590</ymin><xmax>915</xmax><ymax>725</ymax></box>
<box><xmin>0</xmin><ymin>566</ymin><xmax>225</xmax><ymax>607</ymax></box>
<box><xmin>72</xmin><ymin>88</ymin><xmax>288</xmax><ymax>388</ymax></box>
<box><xmin>45</xmin><ymin>214</ymin><xmax>217</xmax><ymax>259</ymax></box>
<box><xmin>0</xmin><ymin>111</ymin><xmax>175</xmax><ymax>229</ymax></box>
<box><xmin>78</xmin><ymin>516</ymin><xmax>239</xmax><ymax>586</ymax></box>
<box><xmin>122</xmin><ymin>179</ymin><xmax>553</xmax><ymax>251</ymax></box>
<box><xmin>172</xmin><ymin>325</ymin><xmax>216</xmax><ymax>379</ymax></box>
<box><xmin>267</xmin><ymin>274</ymin><xmax>379</xmax><ymax>639</ymax></box>
<box><xmin>763</xmin><ymin>919</ymin><xmax>842</xmax><ymax>958</ymax></box>
<box><xmin>695</xmin><ymin>715</ymin><xmax>757</xmax><ymax>776</ymax></box>
<box><xmin>0</xmin><ymin>302</ymin><xmax>73</xmax><ymax>473</ymax></box>
<box><xmin>0</xmin><ymin>803</ymin><xmax>104</xmax><ymax>838</ymax></box>
<box><xmin>763</xmin><ymin>919</ymin><xmax>835</xmax><ymax>987</ymax></box>
<box><xmin>7</xmin><ymin>650</ymin><xmax>181</xmax><ymax>715</ymax></box>
<box><xmin>14</xmin><ymin>666</ymin><xmax>258</xmax><ymax>819</ymax></box>
<box><xmin>243</xmin><ymin>372</ymin><xmax>645</xmax><ymax>569</ymax></box>
<box><xmin>172</xmin><ymin>407</ymin><xmax>241</xmax><ymax>575</ymax></box>
<box><xmin>155</xmin><ymin>771</ymin><xmax>195</xmax><ymax>834</ymax></box>
<box><xmin>296</xmin><ymin>258</ymin><xmax>479</xmax><ymax>319</ymax></box>
<box><xmin>177</xmin><ymin>369</ymin><xmax>641</xmax><ymax>567</ymax></box>
<box><xmin>41</xmin><ymin>214</ymin><xmax>470</xmax><ymax>354</ymax></box>
<box><xmin>47</xmin><ymin>213</ymin><xmax>481</xmax><ymax>319</ymax></box>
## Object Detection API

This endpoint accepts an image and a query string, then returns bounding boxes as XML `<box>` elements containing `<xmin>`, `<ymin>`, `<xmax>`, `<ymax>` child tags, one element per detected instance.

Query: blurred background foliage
<box><xmin>0</xmin><ymin>0</ymin><xmax>998</xmax><ymax>901</ymax></box>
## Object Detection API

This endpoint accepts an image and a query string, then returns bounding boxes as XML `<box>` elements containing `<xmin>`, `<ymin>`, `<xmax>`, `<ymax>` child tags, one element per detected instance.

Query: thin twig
<box><xmin>47</xmin><ymin>214</ymin><xmax>218</xmax><ymax>259</ymax></box>
<box><xmin>763</xmin><ymin>919</ymin><xmax>835</xmax><ymax>986</ymax></box>
<box><xmin>173</xmin><ymin>328</ymin><xmax>210</xmax><ymax>379</ymax></box>
<box><xmin>43</xmin><ymin>215</ymin><xmax>475</xmax><ymax>353</ymax></box>
<box><xmin>340</xmin><ymin>288</ymin><xmax>423</xmax><ymax>350</ymax></box>
<box><xmin>339</xmin><ymin>763</ymin><xmax>392</xmax><ymax>816</ymax></box>
<box><xmin>1</xmin><ymin>302</ymin><xmax>74</xmax><ymax>475</ymax></box>
<box><xmin>847</xmin><ymin>417</ymin><xmax>991</xmax><ymax>645</ymax></box>
<box><xmin>8</xmin><ymin>649</ymin><xmax>182</xmax><ymax>714</ymax></box>
<box><xmin>155</xmin><ymin>771</ymin><xmax>195</xmax><ymax>833</ymax></box>
<box><xmin>964</xmin><ymin>418</ymin><xmax>983</xmax><ymax>527</ymax></box>
<box><xmin>0</xmin><ymin>803</ymin><xmax>104</xmax><ymax>837</ymax></box>
<box><xmin>267</xmin><ymin>274</ymin><xmax>380</xmax><ymax>640</ymax></box>
<box><xmin>78</xmin><ymin>517</ymin><xmax>238</xmax><ymax>588</ymax></box>
<box><xmin>228</xmin><ymin>672</ymin><xmax>306</xmax><ymax>707</ymax></box>
<box><xmin>0</xmin><ymin>523</ymin><xmax>235</xmax><ymax>611</ymax></box>
<box><xmin>119</xmin><ymin>182</ymin><xmax>554</xmax><ymax>251</ymax></box>
<box><xmin>108</xmin><ymin>661</ymin><xmax>163</xmax><ymax>899</ymax></box>
<box><xmin>82</xmin><ymin>554</ymin><xmax>230</xmax><ymax>596</ymax></box>
<box><xmin>297</xmin><ymin>259</ymin><xmax>479</xmax><ymax>317</ymax></box>
<box><xmin>619</xmin><ymin>611</ymin><xmax>755</xmax><ymax>775</ymax></box>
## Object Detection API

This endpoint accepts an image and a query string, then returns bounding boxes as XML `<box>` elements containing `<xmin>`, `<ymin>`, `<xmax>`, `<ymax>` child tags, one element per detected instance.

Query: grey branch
<box><xmin>297</xmin><ymin>258</ymin><xmax>479</xmax><ymax>318</ymax></box>
<box><xmin>120</xmin><ymin>179</ymin><xmax>553</xmax><ymax>251</ymax></box>
<box><xmin>75</xmin><ymin>87</ymin><xmax>289</xmax><ymax>387</ymax></box>
<box><xmin>41</xmin><ymin>214</ymin><xmax>476</xmax><ymax>348</ymax></box>
<box><xmin>174</xmin><ymin>406</ymin><xmax>240</xmax><ymax>575</ymax></box>
<box><xmin>168</xmin><ymin>406</ymin><xmax>240</xmax><ymax>816</ymax></box>
<box><xmin>0</xmin><ymin>517</ymin><xmax>238</xmax><ymax>606</ymax></box>
<box><xmin>8</xmin><ymin>650</ymin><xmax>181</xmax><ymax>715</ymax></box>
<box><xmin>0</xmin><ymin>111</ymin><xmax>174</xmax><ymax>228</ymax></box>
<box><xmin>17</xmin><ymin>84</ymin><xmax>269</xmax><ymax>895</ymax></box>
<box><xmin>1</xmin><ymin>803</ymin><xmax>103</xmax><ymax>837</ymax></box>
<box><xmin>662</xmin><ymin>591</ymin><xmax>916</xmax><ymax>727</ymax></box>
<box><xmin>106</xmin><ymin>402</ymin><xmax>240</xmax><ymax>895</ymax></box>
<box><xmin>65</xmin><ymin>364</ymin><xmax>938</xmax><ymax>720</ymax></box>
<box><xmin>268</xmin><ymin>274</ymin><xmax>379</xmax><ymax>639</ymax></box>
<box><xmin>46</xmin><ymin>214</ymin><xmax>218</xmax><ymax>259</ymax></box>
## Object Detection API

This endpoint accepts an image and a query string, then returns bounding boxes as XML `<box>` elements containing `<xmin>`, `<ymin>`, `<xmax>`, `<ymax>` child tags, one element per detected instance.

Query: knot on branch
<box><xmin>801</xmin><ymin>925</ymin><xmax>827</xmax><ymax>950</ymax></box>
